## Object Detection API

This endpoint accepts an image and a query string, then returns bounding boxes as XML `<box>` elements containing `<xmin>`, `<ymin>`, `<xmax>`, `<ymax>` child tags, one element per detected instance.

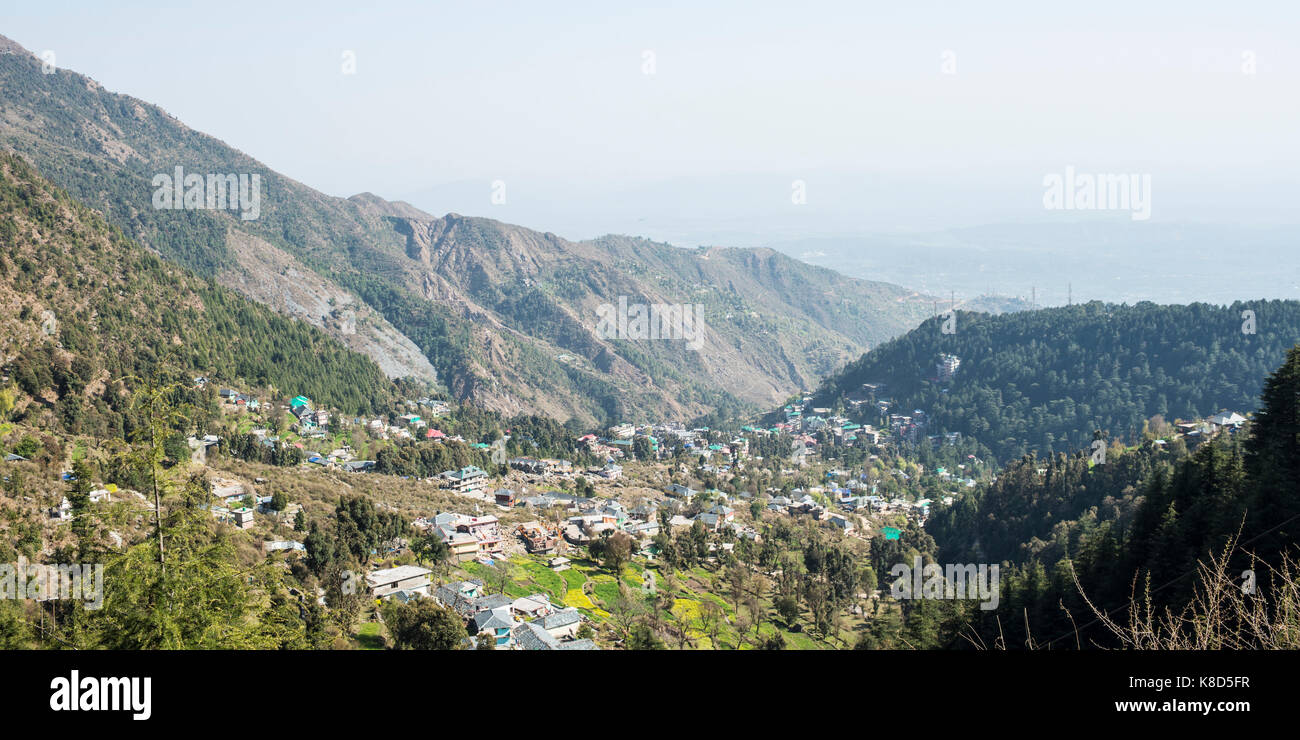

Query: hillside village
<box><xmin>3</xmin><ymin>360</ymin><xmax>1256</xmax><ymax>650</ymax></box>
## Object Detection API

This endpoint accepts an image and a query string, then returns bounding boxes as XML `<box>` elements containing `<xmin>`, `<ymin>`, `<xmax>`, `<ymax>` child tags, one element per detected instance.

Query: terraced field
<box><xmin>449</xmin><ymin>553</ymin><xmax>862</xmax><ymax>649</ymax></box>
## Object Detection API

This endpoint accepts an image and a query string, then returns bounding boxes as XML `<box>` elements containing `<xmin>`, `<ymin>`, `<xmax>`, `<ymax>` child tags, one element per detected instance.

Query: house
<box><xmin>936</xmin><ymin>353</ymin><xmax>961</xmax><ymax>381</ymax></box>
<box><xmin>511</xmin><ymin>620</ymin><xmax>598</xmax><ymax>650</ymax></box>
<box><xmin>574</xmin><ymin>513</ymin><xmax>617</xmax><ymax>538</ymax></box>
<box><xmin>544</xmin><ymin>459</ymin><xmax>574</xmax><ymax>475</ymax></box>
<box><xmin>434</xmin><ymin>581</ymin><xmax>485</xmax><ymax>617</ymax></box>
<box><xmin>49</xmin><ymin>497</ymin><xmax>72</xmax><ymax>521</ymax></box>
<box><xmin>517</xmin><ymin>522</ymin><xmax>558</xmax><ymax>554</ymax></box>
<box><xmin>228</xmin><ymin>507</ymin><xmax>255</xmax><ymax>530</ymax></box>
<box><xmin>494</xmin><ymin>488</ymin><xmax>516</xmax><ymax>507</ymax></box>
<box><xmin>600</xmin><ymin>502</ymin><xmax>628</xmax><ymax>527</ymax></box>
<box><xmin>628</xmin><ymin>520</ymin><xmax>660</xmax><ymax>538</ymax></box>
<box><xmin>509</xmin><ymin>457</ymin><xmax>548</xmax><ymax>475</ymax></box>
<box><xmin>631</xmin><ymin>499</ymin><xmax>658</xmax><ymax>517</ymax></box>
<box><xmin>459</xmin><ymin>515</ymin><xmax>502</xmax><ymax>555</ymax></box>
<box><xmin>548</xmin><ymin>556</ymin><xmax>571</xmax><ymax>572</ymax></box>
<box><xmin>694</xmin><ymin>512</ymin><xmax>723</xmax><ymax>531</ymax></box>
<box><xmin>366</xmin><ymin>565</ymin><xmax>433</xmax><ymax>599</ymax></box>
<box><xmin>563</xmin><ymin>522</ymin><xmax>590</xmax><ymax>545</ymax></box>
<box><xmin>211</xmin><ymin>479</ymin><xmax>247</xmax><ymax>503</ymax></box>
<box><xmin>665</xmin><ymin>484</ymin><xmax>696</xmax><ymax>501</ymax></box>
<box><xmin>540</xmin><ymin>607</ymin><xmax>582</xmax><ymax>640</ymax></box>
<box><xmin>473</xmin><ymin>593</ymin><xmax>514</xmax><ymax>614</ymax></box>
<box><xmin>388</xmin><ymin>589</ymin><xmax>424</xmax><ymax>604</ymax></box>
<box><xmin>440</xmin><ymin>466</ymin><xmax>489</xmax><ymax>494</ymax></box>
<box><xmin>1208</xmin><ymin>412</ymin><xmax>1246</xmax><ymax>429</ymax></box>
<box><xmin>263</xmin><ymin>540</ymin><xmax>307</xmax><ymax>553</ymax></box>
<box><xmin>667</xmin><ymin>514</ymin><xmax>693</xmax><ymax>530</ymax></box>
<box><xmin>437</xmin><ymin>527</ymin><xmax>480</xmax><ymax>562</ymax></box>
<box><xmin>709</xmin><ymin>503</ymin><xmax>735</xmax><ymax>522</ymax></box>
<box><xmin>471</xmin><ymin>606</ymin><xmax>516</xmax><ymax>647</ymax></box>
<box><xmin>511</xmin><ymin>594</ymin><xmax>554</xmax><ymax>620</ymax></box>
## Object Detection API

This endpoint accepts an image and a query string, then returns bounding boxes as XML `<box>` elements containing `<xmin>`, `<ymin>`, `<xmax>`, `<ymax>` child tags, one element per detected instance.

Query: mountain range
<box><xmin>0</xmin><ymin>34</ymin><xmax>1012</xmax><ymax>424</ymax></box>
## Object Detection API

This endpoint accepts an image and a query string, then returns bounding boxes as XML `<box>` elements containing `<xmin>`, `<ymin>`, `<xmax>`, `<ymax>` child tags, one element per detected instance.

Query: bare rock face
<box><xmin>221</xmin><ymin>229</ymin><xmax>438</xmax><ymax>384</ymax></box>
<box><xmin>391</xmin><ymin>217</ymin><xmax>432</xmax><ymax>263</ymax></box>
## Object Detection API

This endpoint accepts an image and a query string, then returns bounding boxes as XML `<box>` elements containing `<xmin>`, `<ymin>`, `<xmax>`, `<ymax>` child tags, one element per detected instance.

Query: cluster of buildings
<box><xmin>773</xmin><ymin>400</ymin><xmax>884</xmax><ymax>456</ymax></box>
<box><xmin>414</xmin><ymin>511</ymin><xmax>504</xmax><ymax>562</ymax></box>
<box><xmin>363</xmin><ymin>568</ymin><xmax>597</xmax><ymax>650</ymax></box>
<box><xmin>409</xmin><ymin>397</ymin><xmax>451</xmax><ymax>418</ymax></box>
<box><xmin>47</xmin><ymin>485</ymin><xmax>123</xmax><ymax>521</ymax></box>
<box><xmin>288</xmin><ymin>396</ymin><xmax>329</xmax><ymax>435</ymax></box>
<box><xmin>1171</xmin><ymin>411</ymin><xmax>1248</xmax><ymax>443</ymax></box>
<box><xmin>888</xmin><ymin>410</ymin><xmax>927</xmax><ymax>445</ymax></box>
<box><xmin>215</xmin><ymin>387</ymin><xmax>260</xmax><ymax>411</ymax></box>
<box><xmin>761</xmin><ymin>489</ymin><xmax>855</xmax><ymax>533</ymax></box>
<box><xmin>195</xmin><ymin>377</ymin><xmax>258</xmax><ymax>412</ymax></box>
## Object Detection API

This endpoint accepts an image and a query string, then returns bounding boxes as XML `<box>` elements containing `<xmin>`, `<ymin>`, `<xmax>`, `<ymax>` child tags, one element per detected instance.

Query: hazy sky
<box><xmin>4</xmin><ymin>1</ymin><xmax>1299</xmax><ymax>242</ymax></box>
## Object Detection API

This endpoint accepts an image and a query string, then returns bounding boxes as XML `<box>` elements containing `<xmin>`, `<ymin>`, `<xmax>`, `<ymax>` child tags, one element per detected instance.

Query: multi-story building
<box><xmin>440</xmin><ymin>466</ymin><xmax>489</xmax><ymax>494</ymax></box>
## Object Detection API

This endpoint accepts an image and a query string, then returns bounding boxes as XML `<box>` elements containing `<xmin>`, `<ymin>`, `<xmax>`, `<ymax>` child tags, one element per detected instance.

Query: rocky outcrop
<box><xmin>221</xmin><ymin>229</ymin><xmax>438</xmax><ymax>384</ymax></box>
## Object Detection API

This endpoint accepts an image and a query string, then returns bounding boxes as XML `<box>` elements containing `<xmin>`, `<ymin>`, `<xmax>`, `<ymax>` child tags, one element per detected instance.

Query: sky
<box><xmin>3</xmin><ymin>1</ymin><xmax>1300</xmax><ymax>246</ymax></box>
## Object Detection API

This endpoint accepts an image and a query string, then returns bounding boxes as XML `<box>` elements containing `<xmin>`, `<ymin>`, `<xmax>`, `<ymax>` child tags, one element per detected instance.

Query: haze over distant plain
<box><xmin>4</xmin><ymin>0</ymin><xmax>1297</xmax><ymax>304</ymax></box>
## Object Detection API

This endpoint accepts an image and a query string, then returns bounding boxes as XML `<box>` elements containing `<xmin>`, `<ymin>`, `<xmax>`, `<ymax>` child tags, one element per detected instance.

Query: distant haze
<box><xmin>4</xmin><ymin>0</ymin><xmax>1298</xmax><ymax>301</ymax></box>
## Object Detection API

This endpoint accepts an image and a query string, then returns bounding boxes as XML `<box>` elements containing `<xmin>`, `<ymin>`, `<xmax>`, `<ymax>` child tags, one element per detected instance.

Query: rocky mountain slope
<box><xmin>0</xmin><ymin>34</ymin><xmax>938</xmax><ymax>423</ymax></box>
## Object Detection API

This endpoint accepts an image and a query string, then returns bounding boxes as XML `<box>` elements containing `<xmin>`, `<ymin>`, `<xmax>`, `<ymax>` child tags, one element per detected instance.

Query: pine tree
<box><xmin>1244</xmin><ymin>345</ymin><xmax>1300</xmax><ymax>563</ymax></box>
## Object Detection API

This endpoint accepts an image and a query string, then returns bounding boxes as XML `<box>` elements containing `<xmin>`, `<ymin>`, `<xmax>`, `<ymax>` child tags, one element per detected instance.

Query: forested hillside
<box><xmin>908</xmin><ymin>345</ymin><xmax>1300</xmax><ymax>649</ymax></box>
<box><xmin>818</xmin><ymin>301</ymin><xmax>1300</xmax><ymax>461</ymax></box>
<box><xmin>0</xmin><ymin>151</ymin><xmax>398</xmax><ymax>437</ymax></box>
